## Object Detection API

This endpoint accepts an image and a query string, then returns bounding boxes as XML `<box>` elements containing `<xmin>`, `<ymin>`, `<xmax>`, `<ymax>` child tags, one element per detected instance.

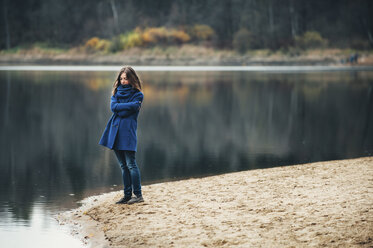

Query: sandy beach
<box><xmin>56</xmin><ymin>157</ymin><xmax>373</xmax><ymax>247</ymax></box>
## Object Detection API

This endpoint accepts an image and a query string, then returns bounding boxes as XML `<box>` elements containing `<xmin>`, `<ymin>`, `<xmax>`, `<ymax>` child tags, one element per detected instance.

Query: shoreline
<box><xmin>2</xmin><ymin>65</ymin><xmax>373</xmax><ymax>73</ymax></box>
<box><xmin>1</xmin><ymin>50</ymin><xmax>373</xmax><ymax>66</ymax></box>
<box><xmin>0</xmin><ymin>56</ymin><xmax>339</xmax><ymax>66</ymax></box>
<box><xmin>56</xmin><ymin>157</ymin><xmax>373</xmax><ymax>247</ymax></box>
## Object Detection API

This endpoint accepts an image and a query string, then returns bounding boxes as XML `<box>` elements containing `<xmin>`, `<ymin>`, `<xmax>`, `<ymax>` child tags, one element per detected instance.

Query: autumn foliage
<box><xmin>84</xmin><ymin>25</ymin><xmax>215</xmax><ymax>52</ymax></box>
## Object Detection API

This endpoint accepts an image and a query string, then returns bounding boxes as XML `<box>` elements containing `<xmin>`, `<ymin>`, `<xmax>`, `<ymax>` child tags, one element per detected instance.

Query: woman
<box><xmin>99</xmin><ymin>66</ymin><xmax>144</xmax><ymax>204</ymax></box>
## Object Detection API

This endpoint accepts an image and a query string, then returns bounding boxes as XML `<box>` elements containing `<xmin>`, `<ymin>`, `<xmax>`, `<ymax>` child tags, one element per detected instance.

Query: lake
<box><xmin>0</xmin><ymin>66</ymin><xmax>372</xmax><ymax>247</ymax></box>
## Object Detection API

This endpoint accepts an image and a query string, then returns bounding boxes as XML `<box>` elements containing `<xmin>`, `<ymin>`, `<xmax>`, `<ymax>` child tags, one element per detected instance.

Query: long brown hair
<box><xmin>112</xmin><ymin>66</ymin><xmax>142</xmax><ymax>96</ymax></box>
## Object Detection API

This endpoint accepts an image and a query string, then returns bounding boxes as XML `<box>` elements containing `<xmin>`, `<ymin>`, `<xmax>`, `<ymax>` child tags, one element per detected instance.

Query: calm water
<box><xmin>1</xmin><ymin>68</ymin><xmax>373</xmax><ymax>247</ymax></box>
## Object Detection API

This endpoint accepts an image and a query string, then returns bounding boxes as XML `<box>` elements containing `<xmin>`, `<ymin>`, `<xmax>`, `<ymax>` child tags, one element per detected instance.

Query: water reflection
<box><xmin>0</xmin><ymin>202</ymin><xmax>83</xmax><ymax>248</ymax></box>
<box><xmin>138</xmin><ymin>71</ymin><xmax>373</xmax><ymax>180</ymax></box>
<box><xmin>0</xmin><ymin>70</ymin><xmax>372</xmax><ymax>232</ymax></box>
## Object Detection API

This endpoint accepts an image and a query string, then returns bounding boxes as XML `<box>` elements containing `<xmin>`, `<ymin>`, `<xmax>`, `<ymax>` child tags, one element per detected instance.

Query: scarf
<box><xmin>115</xmin><ymin>84</ymin><xmax>137</xmax><ymax>103</ymax></box>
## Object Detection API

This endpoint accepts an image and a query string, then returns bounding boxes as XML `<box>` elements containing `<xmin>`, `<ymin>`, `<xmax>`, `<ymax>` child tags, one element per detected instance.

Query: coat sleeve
<box><xmin>110</xmin><ymin>92</ymin><xmax>144</xmax><ymax>117</ymax></box>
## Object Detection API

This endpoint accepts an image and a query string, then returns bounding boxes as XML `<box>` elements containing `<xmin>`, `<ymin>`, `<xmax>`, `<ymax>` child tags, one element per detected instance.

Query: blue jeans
<box><xmin>113</xmin><ymin>150</ymin><xmax>142</xmax><ymax>197</ymax></box>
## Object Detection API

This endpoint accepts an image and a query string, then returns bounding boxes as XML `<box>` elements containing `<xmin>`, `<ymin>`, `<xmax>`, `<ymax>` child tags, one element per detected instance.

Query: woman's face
<box><xmin>120</xmin><ymin>73</ymin><xmax>129</xmax><ymax>85</ymax></box>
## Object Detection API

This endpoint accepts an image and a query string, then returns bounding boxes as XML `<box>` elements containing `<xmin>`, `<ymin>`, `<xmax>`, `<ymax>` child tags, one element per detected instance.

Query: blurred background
<box><xmin>0</xmin><ymin>1</ymin><xmax>373</xmax><ymax>247</ymax></box>
<box><xmin>0</xmin><ymin>0</ymin><xmax>373</xmax><ymax>64</ymax></box>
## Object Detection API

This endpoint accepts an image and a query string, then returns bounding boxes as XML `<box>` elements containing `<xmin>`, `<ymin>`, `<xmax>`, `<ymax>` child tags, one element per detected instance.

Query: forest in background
<box><xmin>1</xmin><ymin>0</ymin><xmax>372</xmax><ymax>54</ymax></box>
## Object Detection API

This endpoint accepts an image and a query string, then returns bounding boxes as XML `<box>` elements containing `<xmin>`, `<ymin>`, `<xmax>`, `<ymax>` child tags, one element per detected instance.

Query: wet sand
<box><xmin>56</xmin><ymin>157</ymin><xmax>373</xmax><ymax>247</ymax></box>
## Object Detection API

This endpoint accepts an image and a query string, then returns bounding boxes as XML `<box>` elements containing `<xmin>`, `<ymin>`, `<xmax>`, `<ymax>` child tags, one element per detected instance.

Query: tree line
<box><xmin>1</xmin><ymin>0</ymin><xmax>372</xmax><ymax>51</ymax></box>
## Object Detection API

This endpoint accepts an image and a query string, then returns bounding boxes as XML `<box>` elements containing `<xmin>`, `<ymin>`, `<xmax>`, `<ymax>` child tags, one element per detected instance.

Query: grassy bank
<box><xmin>1</xmin><ymin>44</ymin><xmax>372</xmax><ymax>66</ymax></box>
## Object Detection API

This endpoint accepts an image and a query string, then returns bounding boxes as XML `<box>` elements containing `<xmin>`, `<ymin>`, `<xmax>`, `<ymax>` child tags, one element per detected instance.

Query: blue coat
<box><xmin>99</xmin><ymin>84</ymin><xmax>144</xmax><ymax>151</ymax></box>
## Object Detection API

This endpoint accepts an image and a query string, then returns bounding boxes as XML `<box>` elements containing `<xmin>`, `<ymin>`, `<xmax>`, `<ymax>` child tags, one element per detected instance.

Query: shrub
<box><xmin>126</xmin><ymin>31</ymin><xmax>143</xmax><ymax>48</ymax></box>
<box><xmin>233</xmin><ymin>28</ymin><xmax>252</xmax><ymax>54</ymax></box>
<box><xmin>141</xmin><ymin>27</ymin><xmax>190</xmax><ymax>46</ymax></box>
<box><xmin>85</xmin><ymin>37</ymin><xmax>100</xmax><ymax>50</ymax></box>
<box><xmin>295</xmin><ymin>31</ymin><xmax>328</xmax><ymax>49</ymax></box>
<box><xmin>119</xmin><ymin>31</ymin><xmax>143</xmax><ymax>50</ymax></box>
<box><xmin>142</xmin><ymin>27</ymin><xmax>169</xmax><ymax>45</ymax></box>
<box><xmin>189</xmin><ymin>25</ymin><xmax>215</xmax><ymax>41</ymax></box>
<box><xmin>109</xmin><ymin>36</ymin><xmax>122</xmax><ymax>53</ymax></box>
<box><xmin>168</xmin><ymin>29</ymin><xmax>190</xmax><ymax>44</ymax></box>
<box><xmin>96</xmin><ymin>39</ymin><xmax>111</xmax><ymax>52</ymax></box>
<box><xmin>84</xmin><ymin>37</ymin><xmax>111</xmax><ymax>52</ymax></box>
